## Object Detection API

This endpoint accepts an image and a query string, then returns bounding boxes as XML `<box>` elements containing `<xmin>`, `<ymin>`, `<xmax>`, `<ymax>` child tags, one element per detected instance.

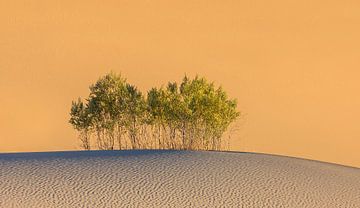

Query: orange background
<box><xmin>1</xmin><ymin>0</ymin><xmax>359</xmax><ymax>167</ymax></box>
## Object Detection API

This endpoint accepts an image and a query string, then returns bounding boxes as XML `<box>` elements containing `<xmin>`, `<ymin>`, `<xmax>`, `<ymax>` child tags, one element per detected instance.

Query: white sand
<box><xmin>0</xmin><ymin>150</ymin><xmax>359</xmax><ymax>207</ymax></box>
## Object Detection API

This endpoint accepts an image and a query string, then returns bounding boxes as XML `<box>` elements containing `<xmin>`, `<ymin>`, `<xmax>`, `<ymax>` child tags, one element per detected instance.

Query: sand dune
<box><xmin>0</xmin><ymin>150</ymin><xmax>359</xmax><ymax>207</ymax></box>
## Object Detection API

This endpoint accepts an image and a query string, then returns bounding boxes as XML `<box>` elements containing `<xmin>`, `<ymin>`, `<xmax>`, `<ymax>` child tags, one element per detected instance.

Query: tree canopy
<box><xmin>69</xmin><ymin>72</ymin><xmax>240</xmax><ymax>150</ymax></box>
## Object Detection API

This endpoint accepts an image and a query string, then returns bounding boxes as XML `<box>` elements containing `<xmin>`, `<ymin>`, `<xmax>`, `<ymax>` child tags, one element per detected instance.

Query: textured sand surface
<box><xmin>1</xmin><ymin>150</ymin><xmax>359</xmax><ymax>207</ymax></box>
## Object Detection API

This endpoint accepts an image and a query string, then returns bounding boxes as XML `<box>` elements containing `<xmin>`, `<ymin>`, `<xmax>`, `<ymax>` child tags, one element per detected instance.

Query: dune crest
<box><xmin>1</xmin><ymin>150</ymin><xmax>359</xmax><ymax>207</ymax></box>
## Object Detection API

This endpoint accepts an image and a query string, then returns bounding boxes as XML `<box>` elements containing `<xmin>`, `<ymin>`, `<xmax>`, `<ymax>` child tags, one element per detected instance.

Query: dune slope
<box><xmin>0</xmin><ymin>150</ymin><xmax>359</xmax><ymax>207</ymax></box>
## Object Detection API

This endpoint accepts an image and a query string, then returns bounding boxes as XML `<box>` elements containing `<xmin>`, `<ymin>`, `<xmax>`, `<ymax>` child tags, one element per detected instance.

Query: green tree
<box><xmin>87</xmin><ymin>72</ymin><xmax>127</xmax><ymax>150</ymax></box>
<box><xmin>123</xmin><ymin>84</ymin><xmax>147</xmax><ymax>149</ymax></box>
<box><xmin>147</xmin><ymin>87</ymin><xmax>167</xmax><ymax>148</ymax></box>
<box><xmin>179</xmin><ymin>76</ymin><xmax>240</xmax><ymax>150</ymax></box>
<box><xmin>70</xmin><ymin>72</ymin><xmax>240</xmax><ymax>151</ymax></box>
<box><xmin>69</xmin><ymin>98</ymin><xmax>92</xmax><ymax>150</ymax></box>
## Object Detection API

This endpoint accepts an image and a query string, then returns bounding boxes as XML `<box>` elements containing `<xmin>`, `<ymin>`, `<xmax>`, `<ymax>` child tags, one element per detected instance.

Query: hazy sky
<box><xmin>1</xmin><ymin>0</ymin><xmax>359</xmax><ymax>167</ymax></box>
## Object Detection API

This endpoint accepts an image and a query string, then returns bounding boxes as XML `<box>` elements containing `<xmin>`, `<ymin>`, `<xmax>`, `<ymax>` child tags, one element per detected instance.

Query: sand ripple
<box><xmin>1</xmin><ymin>150</ymin><xmax>359</xmax><ymax>207</ymax></box>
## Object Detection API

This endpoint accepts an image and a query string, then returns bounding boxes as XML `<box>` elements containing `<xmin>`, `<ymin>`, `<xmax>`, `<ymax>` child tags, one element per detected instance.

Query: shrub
<box><xmin>69</xmin><ymin>73</ymin><xmax>240</xmax><ymax>150</ymax></box>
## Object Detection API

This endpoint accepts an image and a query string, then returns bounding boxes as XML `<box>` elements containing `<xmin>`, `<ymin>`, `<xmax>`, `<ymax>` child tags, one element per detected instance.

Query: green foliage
<box><xmin>69</xmin><ymin>98</ymin><xmax>89</xmax><ymax>131</ymax></box>
<box><xmin>86</xmin><ymin>73</ymin><xmax>128</xmax><ymax>150</ymax></box>
<box><xmin>69</xmin><ymin>73</ymin><xmax>240</xmax><ymax>151</ymax></box>
<box><xmin>177</xmin><ymin>76</ymin><xmax>240</xmax><ymax>149</ymax></box>
<box><xmin>69</xmin><ymin>98</ymin><xmax>92</xmax><ymax>150</ymax></box>
<box><xmin>123</xmin><ymin>84</ymin><xmax>147</xmax><ymax>149</ymax></box>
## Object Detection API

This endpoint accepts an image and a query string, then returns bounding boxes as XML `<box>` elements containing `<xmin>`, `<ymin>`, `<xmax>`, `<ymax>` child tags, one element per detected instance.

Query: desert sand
<box><xmin>1</xmin><ymin>150</ymin><xmax>359</xmax><ymax>207</ymax></box>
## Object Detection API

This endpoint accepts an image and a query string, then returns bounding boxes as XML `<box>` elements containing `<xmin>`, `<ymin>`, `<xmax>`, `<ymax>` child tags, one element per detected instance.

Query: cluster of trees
<box><xmin>69</xmin><ymin>73</ymin><xmax>240</xmax><ymax>151</ymax></box>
